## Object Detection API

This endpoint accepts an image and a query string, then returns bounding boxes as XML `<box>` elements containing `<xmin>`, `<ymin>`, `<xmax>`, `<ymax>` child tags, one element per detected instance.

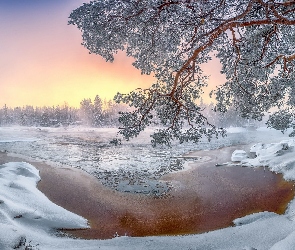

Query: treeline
<box><xmin>0</xmin><ymin>95</ymin><xmax>262</xmax><ymax>128</ymax></box>
<box><xmin>0</xmin><ymin>95</ymin><xmax>129</xmax><ymax>127</ymax></box>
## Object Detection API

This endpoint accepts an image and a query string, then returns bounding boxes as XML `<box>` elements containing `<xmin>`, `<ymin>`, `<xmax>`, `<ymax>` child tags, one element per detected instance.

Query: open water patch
<box><xmin>60</xmin><ymin>164</ymin><xmax>295</xmax><ymax>239</ymax></box>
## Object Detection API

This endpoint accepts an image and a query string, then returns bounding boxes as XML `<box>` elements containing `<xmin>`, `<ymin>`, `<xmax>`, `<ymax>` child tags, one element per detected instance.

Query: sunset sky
<box><xmin>0</xmin><ymin>0</ymin><xmax>224</xmax><ymax>108</ymax></box>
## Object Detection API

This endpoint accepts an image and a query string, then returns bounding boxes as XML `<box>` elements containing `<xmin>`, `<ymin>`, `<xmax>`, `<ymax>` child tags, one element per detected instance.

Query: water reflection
<box><xmin>62</xmin><ymin>165</ymin><xmax>294</xmax><ymax>239</ymax></box>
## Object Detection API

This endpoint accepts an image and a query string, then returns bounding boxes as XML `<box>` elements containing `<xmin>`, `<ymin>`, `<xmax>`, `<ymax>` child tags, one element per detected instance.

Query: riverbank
<box><xmin>0</xmin><ymin>144</ymin><xmax>293</xmax><ymax>240</ymax></box>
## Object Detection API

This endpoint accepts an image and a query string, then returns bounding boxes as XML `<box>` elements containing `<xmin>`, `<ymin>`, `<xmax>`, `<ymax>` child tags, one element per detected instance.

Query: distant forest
<box><xmin>0</xmin><ymin>95</ymin><xmax>263</xmax><ymax>128</ymax></box>
<box><xmin>0</xmin><ymin>95</ymin><xmax>129</xmax><ymax>127</ymax></box>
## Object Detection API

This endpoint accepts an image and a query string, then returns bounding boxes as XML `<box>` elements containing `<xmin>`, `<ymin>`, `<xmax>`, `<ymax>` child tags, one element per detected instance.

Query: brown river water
<box><xmin>0</xmin><ymin>149</ymin><xmax>294</xmax><ymax>239</ymax></box>
<box><xmin>61</xmin><ymin>165</ymin><xmax>294</xmax><ymax>239</ymax></box>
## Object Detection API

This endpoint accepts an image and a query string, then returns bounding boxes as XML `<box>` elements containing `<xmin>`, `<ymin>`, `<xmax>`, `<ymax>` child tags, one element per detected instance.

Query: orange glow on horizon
<box><xmin>0</xmin><ymin>5</ymin><xmax>154</xmax><ymax>109</ymax></box>
<box><xmin>0</xmin><ymin>51</ymin><xmax>154</xmax><ymax>108</ymax></box>
<box><xmin>0</xmin><ymin>0</ymin><xmax>225</xmax><ymax>109</ymax></box>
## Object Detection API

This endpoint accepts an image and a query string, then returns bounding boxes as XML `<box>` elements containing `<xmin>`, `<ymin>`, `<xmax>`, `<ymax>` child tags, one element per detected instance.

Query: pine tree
<box><xmin>70</xmin><ymin>0</ymin><xmax>295</xmax><ymax>146</ymax></box>
<box><xmin>79</xmin><ymin>98</ymin><xmax>94</xmax><ymax>126</ymax></box>
<box><xmin>93</xmin><ymin>95</ymin><xmax>103</xmax><ymax>127</ymax></box>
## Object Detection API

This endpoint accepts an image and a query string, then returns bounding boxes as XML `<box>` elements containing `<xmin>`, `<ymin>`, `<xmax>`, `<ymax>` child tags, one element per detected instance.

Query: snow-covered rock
<box><xmin>241</xmin><ymin>140</ymin><xmax>295</xmax><ymax>180</ymax></box>
<box><xmin>231</xmin><ymin>150</ymin><xmax>248</xmax><ymax>162</ymax></box>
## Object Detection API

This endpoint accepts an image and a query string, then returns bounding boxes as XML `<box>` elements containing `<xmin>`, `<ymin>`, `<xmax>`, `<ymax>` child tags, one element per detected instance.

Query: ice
<box><xmin>0</xmin><ymin>126</ymin><xmax>291</xmax><ymax>196</ymax></box>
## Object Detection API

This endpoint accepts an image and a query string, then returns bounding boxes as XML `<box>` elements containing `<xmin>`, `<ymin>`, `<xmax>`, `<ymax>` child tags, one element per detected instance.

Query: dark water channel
<box><xmin>61</xmin><ymin>165</ymin><xmax>294</xmax><ymax>239</ymax></box>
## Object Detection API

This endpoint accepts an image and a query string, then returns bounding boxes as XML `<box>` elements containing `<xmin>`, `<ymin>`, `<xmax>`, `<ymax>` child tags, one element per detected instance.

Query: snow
<box><xmin>226</xmin><ymin>126</ymin><xmax>247</xmax><ymax>133</ymax></box>
<box><xmin>2</xmin><ymin>126</ymin><xmax>295</xmax><ymax>249</ymax></box>
<box><xmin>0</xmin><ymin>162</ymin><xmax>88</xmax><ymax>249</ymax></box>
<box><xmin>231</xmin><ymin>149</ymin><xmax>248</xmax><ymax>162</ymax></box>
<box><xmin>241</xmin><ymin>140</ymin><xmax>295</xmax><ymax>180</ymax></box>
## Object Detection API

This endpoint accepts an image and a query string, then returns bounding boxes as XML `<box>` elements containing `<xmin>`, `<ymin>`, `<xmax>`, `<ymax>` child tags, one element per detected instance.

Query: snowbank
<box><xmin>0</xmin><ymin>162</ymin><xmax>88</xmax><ymax>249</ymax></box>
<box><xmin>242</xmin><ymin>139</ymin><xmax>295</xmax><ymax>181</ymax></box>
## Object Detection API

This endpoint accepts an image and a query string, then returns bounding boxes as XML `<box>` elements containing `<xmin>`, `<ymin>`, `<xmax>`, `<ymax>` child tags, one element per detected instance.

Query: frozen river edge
<box><xmin>2</xmin><ymin>126</ymin><xmax>295</xmax><ymax>249</ymax></box>
<box><xmin>0</xmin><ymin>126</ymin><xmax>287</xmax><ymax>197</ymax></box>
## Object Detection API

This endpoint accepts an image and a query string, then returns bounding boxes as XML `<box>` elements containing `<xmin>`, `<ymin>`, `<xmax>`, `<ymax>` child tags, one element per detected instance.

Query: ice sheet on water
<box><xmin>0</xmin><ymin>126</ymin><xmax>292</xmax><ymax>196</ymax></box>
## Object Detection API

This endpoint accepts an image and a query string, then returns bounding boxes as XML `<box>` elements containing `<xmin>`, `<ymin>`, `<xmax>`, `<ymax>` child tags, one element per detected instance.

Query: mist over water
<box><xmin>0</xmin><ymin>126</ymin><xmax>290</xmax><ymax>196</ymax></box>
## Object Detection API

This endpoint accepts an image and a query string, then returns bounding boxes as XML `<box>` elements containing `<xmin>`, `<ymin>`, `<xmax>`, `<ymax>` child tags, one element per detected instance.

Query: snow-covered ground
<box><xmin>2</xmin><ymin>126</ymin><xmax>295</xmax><ymax>249</ymax></box>
<box><xmin>0</xmin><ymin>162</ymin><xmax>88</xmax><ymax>250</ymax></box>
